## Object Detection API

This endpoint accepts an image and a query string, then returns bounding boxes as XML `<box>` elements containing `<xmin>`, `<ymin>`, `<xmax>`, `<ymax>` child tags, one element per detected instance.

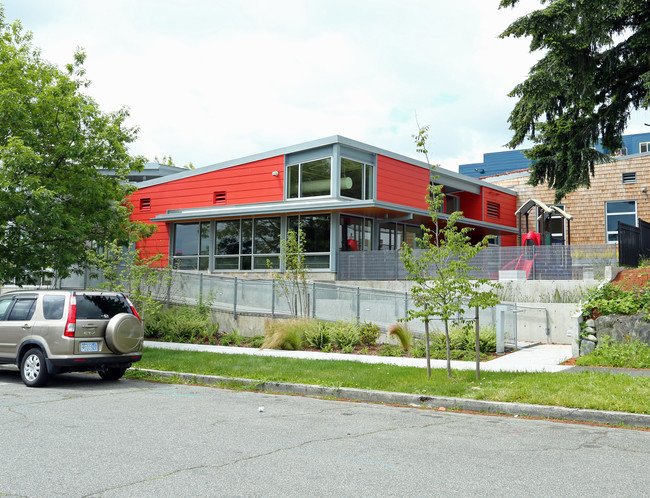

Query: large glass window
<box><xmin>379</xmin><ymin>222</ymin><xmax>396</xmax><ymax>251</ymax></box>
<box><xmin>340</xmin><ymin>158</ymin><xmax>373</xmax><ymax>200</ymax></box>
<box><xmin>215</xmin><ymin>220</ymin><xmax>240</xmax><ymax>270</ymax></box>
<box><xmin>287</xmin><ymin>158</ymin><xmax>331</xmax><ymax>199</ymax></box>
<box><xmin>288</xmin><ymin>214</ymin><xmax>331</xmax><ymax>269</ymax></box>
<box><xmin>172</xmin><ymin>222</ymin><xmax>210</xmax><ymax>270</ymax></box>
<box><xmin>253</xmin><ymin>217</ymin><xmax>281</xmax><ymax>269</ymax></box>
<box><xmin>214</xmin><ymin>217</ymin><xmax>282</xmax><ymax>270</ymax></box>
<box><xmin>404</xmin><ymin>225</ymin><xmax>422</xmax><ymax>249</ymax></box>
<box><xmin>171</xmin><ymin>216</ymin><xmax>327</xmax><ymax>271</ymax></box>
<box><xmin>606</xmin><ymin>200</ymin><xmax>637</xmax><ymax>243</ymax></box>
<box><xmin>340</xmin><ymin>215</ymin><xmax>372</xmax><ymax>251</ymax></box>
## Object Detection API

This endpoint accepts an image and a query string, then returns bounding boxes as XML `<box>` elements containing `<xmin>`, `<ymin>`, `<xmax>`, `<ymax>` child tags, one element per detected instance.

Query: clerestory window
<box><xmin>287</xmin><ymin>158</ymin><xmax>332</xmax><ymax>199</ymax></box>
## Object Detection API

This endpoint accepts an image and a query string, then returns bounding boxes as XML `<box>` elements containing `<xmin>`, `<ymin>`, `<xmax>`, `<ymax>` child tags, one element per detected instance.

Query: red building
<box><xmin>129</xmin><ymin>136</ymin><xmax>518</xmax><ymax>277</ymax></box>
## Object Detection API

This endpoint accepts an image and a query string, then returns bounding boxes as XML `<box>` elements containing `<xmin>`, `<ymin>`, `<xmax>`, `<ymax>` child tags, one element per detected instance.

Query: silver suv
<box><xmin>0</xmin><ymin>290</ymin><xmax>144</xmax><ymax>387</ymax></box>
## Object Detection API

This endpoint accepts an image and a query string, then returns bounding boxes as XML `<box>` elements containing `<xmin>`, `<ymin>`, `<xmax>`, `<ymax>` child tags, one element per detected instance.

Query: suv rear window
<box><xmin>43</xmin><ymin>295</ymin><xmax>66</xmax><ymax>320</ymax></box>
<box><xmin>76</xmin><ymin>294</ymin><xmax>131</xmax><ymax>320</ymax></box>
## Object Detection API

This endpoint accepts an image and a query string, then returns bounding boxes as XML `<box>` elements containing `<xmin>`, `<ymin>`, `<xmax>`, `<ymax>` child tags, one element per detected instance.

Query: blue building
<box><xmin>459</xmin><ymin>132</ymin><xmax>650</xmax><ymax>179</ymax></box>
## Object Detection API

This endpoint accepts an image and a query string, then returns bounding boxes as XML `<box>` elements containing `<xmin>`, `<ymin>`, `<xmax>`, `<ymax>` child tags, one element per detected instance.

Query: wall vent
<box><xmin>140</xmin><ymin>198</ymin><xmax>151</xmax><ymax>211</ymax></box>
<box><xmin>214</xmin><ymin>191</ymin><xmax>226</xmax><ymax>205</ymax></box>
<box><xmin>486</xmin><ymin>201</ymin><xmax>500</xmax><ymax>218</ymax></box>
<box><xmin>622</xmin><ymin>172</ymin><xmax>637</xmax><ymax>184</ymax></box>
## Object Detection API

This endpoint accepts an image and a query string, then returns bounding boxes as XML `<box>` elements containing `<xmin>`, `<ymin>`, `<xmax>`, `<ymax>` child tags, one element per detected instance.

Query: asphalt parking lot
<box><xmin>1</xmin><ymin>367</ymin><xmax>649</xmax><ymax>497</ymax></box>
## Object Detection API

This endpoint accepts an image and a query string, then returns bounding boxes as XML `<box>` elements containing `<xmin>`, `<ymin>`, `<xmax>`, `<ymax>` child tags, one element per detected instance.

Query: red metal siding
<box><xmin>457</xmin><ymin>191</ymin><xmax>482</xmax><ymax>220</ymax></box>
<box><xmin>129</xmin><ymin>155</ymin><xmax>285</xmax><ymax>266</ymax></box>
<box><xmin>376</xmin><ymin>155</ymin><xmax>429</xmax><ymax>210</ymax></box>
<box><xmin>500</xmin><ymin>234</ymin><xmax>517</xmax><ymax>246</ymax></box>
<box><xmin>482</xmin><ymin>186</ymin><xmax>516</xmax><ymax>228</ymax></box>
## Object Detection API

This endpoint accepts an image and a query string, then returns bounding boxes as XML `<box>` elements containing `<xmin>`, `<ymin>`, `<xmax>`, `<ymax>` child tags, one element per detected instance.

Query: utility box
<box><xmin>499</xmin><ymin>270</ymin><xmax>527</xmax><ymax>281</ymax></box>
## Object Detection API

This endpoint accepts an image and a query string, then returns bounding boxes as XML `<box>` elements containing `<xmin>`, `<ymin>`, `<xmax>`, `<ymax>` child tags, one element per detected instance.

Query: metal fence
<box><xmin>54</xmin><ymin>268</ymin><xmax>534</xmax><ymax>350</ymax></box>
<box><xmin>618</xmin><ymin>219</ymin><xmax>650</xmax><ymax>267</ymax></box>
<box><xmin>338</xmin><ymin>244</ymin><xmax>617</xmax><ymax>281</ymax></box>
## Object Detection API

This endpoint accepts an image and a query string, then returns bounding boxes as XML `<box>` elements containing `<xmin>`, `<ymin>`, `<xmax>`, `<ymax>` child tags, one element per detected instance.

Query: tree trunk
<box><xmin>475</xmin><ymin>306</ymin><xmax>480</xmax><ymax>381</ymax></box>
<box><xmin>444</xmin><ymin>319</ymin><xmax>451</xmax><ymax>378</ymax></box>
<box><xmin>424</xmin><ymin>319</ymin><xmax>431</xmax><ymax>378</ymax></box>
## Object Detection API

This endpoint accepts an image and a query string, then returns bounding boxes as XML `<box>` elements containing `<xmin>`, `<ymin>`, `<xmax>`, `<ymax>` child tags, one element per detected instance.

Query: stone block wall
<box><xmin>580</xmin><ymin>313</ymin><xmax>650</xmax><ymax>355</ymax></box>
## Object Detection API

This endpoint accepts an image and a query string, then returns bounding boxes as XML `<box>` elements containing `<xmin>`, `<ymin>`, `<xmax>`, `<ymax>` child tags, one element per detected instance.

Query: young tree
<box><xmin>500</xmin><ymin>0</ymin><xmax>650</xmax><ymax>202</ymax></box>
<box><xmin>85</xmin><ymin>220</ymin><xmax>167</xmax><ymax>323</ymax></box>
<box><xmin>401</xmin><ymin>126</ymin><xmax>500</xmax><ymax>378</ymax></box>
<box><xmin>0</xmin><ymin>9</ymin><xmax>145</xmax><ymax>284</ymax></box>
<box><xmin>270</xmin><ymin>229</ymin><xmax>310</xmax><ymax>317</ymax></box>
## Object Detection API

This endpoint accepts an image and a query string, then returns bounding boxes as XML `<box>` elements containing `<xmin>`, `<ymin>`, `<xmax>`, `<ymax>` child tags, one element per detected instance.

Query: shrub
<box><xmin>331</xmin><ymin>320</ymin><xmax>360</xmax><ymax>349</ymax></box>
<box><xmin>359</xmin><ymin>321</ymin><xmax>381</xmax><ymax>347</ymax></box>
<box><xmin>388</xmin><ymin>323</ymin><xmax>412</xmax><ymax>351</ymax></box>
<box><xmin>412</xmin><ymin>339</ymin><xmax>427</xmax><ymax>358</ymax></box>
<box><xmin>219</xmin><ymin>330</ymin><xmax>245</xmax><ymax>347</ymax></box>
<box><xmin>582</xmin><ymin>282</ymin><xmax>650</xmax><ymax>318</ymax></box>
<box><xmin>261</xmin><ymin>318</ymin><xmax>307</xmax><ymax>350</ymax></box>
<box><xmin>378</xmin><ymin>344</ymin><xmax>404</xmax><ymax>357</ymax></box>
<box><xmin>576</xmin><ymin>335</ymin><xmax>650</xmax><ymax>369</ymax></box>
<box><xmin>413</xmin><ymin>324</ymin><xmax>496</xmax><ymax>359</ymax></box>
<box><xmin>303</xmin><ymin>320</ymin><xmax>333</xmax><ymax>349</ymax></box>
<box><xmin>144</xmin><ymin>304</ymin><xmax>220</xmax><ymax>344</ymax></box>
<box><xmin>247</xmin><ymin>335</ymin><xmax>265</xmax><ymax>348</ymax></box>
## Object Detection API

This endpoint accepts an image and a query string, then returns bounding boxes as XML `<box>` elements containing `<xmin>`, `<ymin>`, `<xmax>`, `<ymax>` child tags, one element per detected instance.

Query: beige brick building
<box><xmin>486</xmin><ymin>154</ymin><xmax>650</xmax><ymax>246</ymax></box>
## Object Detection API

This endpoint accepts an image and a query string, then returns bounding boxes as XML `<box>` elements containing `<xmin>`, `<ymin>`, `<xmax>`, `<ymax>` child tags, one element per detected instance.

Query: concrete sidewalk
<box><xmin>144</xmin><ymin>340</ymin><xmax>575</xmax><ymax>373</ymax></box>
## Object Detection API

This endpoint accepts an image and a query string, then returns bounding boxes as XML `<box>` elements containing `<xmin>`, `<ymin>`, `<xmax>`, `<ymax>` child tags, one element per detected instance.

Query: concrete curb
<box><xmin>135</xmin><ymin>368</ymin><xmax>650</xmax><ymax>429</ymax></box>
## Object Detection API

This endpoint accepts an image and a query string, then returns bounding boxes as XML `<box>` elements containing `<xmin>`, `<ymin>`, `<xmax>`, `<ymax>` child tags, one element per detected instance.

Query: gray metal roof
<box><xmin>136</xmin><ymin>135</ymin><xmax>516</xmax><ymax>196</ymax></box>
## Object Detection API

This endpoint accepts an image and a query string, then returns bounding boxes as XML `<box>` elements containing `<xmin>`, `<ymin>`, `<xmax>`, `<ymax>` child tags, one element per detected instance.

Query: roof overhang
<box><xmin>152</xmin><ymin>198</ymin><xmax>519</xmax><ymax>234</ymax></box>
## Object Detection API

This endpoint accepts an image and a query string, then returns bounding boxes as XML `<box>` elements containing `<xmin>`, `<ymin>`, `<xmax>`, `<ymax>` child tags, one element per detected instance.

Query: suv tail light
<box><xmin>64</xmin><ymin>294</ymin><xmax>77</xmax><ymax>337</ymax></box>
<box><xmin>125</xmin><ymin>296</ymin><xmax>141</xmax><ymax>322</ymax></box>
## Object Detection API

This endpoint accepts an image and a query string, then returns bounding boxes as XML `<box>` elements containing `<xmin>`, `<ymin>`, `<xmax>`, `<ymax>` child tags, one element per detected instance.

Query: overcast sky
<box><xmin>4</xmin><ymin>0</ymin><xmax>650</xmax><ymax>172</ymax></box>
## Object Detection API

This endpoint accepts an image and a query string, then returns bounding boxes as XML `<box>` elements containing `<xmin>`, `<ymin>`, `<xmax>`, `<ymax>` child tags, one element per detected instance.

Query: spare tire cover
<box><xmin>105</xmin><ymin>313</ymin><xmax>144</xmax><ymax>354</ymax></box>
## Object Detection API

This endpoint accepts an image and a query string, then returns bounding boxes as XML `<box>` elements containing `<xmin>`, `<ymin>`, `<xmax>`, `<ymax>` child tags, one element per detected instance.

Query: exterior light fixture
<box><xmin>272</xmin><ymin>171</ymin><xmax>279</xmax><ymax>176</ymax></box>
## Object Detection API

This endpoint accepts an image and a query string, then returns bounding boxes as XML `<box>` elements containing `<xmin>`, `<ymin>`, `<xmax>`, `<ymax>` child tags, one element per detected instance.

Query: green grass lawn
<box><xmin>126</xmin><ymin>347</ymin><xmax>650</xmax><ymax>415</ymax></box>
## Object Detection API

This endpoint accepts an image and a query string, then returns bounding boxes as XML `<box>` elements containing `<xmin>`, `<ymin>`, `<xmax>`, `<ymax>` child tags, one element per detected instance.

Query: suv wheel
<box><xmin>98</xmin><ymin>367</ymin><xmax>127</xmax><ymax>381</ymax></box>
<box><xmin>21</xmin><ymin>348</ymin><xmax>50</xmax><ymax>387</ymax></box>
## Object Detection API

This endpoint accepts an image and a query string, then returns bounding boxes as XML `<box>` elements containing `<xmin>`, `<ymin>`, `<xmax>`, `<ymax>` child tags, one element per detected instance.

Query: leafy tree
<box><xmin>401</xmin><ymin>126</ymin><xmax>500</xmax><ymax>378</ymax></box>
<box><xmin>153</xmin><ymin>154</ymin><xmax>194</xmax><ymax>169</ymax></box>
<box><xmin>500</xmin><ymin>0</ymin><xmax>650</xmax><ymax>202</ymax></box>
<box><xmin>0</xmin><ymin>9</ymin><xmax>146</xmax><ymax>284</ymax></box>
<box><xmin>269</xmin><ymin>229</ymin><xmax>310</xmax><ymax>317</ymax></box>
<box><xmin>86</xmin><ymin>223</ymin><xmax>168</xmax><ymax>324</ymax></box>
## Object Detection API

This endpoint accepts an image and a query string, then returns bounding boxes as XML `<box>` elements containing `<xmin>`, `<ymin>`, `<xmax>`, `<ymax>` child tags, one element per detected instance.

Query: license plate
<box><xmin>80</xmin><ymin>342</ymin><xmax>98</xmax><ymax>353</ymax></box>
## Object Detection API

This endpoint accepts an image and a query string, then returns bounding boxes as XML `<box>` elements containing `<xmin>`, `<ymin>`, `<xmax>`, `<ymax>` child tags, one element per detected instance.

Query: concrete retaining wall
<box><xmin>210</xmin><ymin>302</ymin><xmax>582</xmax><ymax>347</ymax></box>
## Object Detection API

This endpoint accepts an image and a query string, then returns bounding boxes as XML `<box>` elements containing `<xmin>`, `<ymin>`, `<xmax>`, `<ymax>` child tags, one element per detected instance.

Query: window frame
<box><xmin>287</xmin><ymin>214</ymin><xmax>332</xmax><ymax>269</ymax></box>
<box><xmin>339</xmin><ymin>157</ymin><xmax>374</xmax><ymax>200</ymax></box>
<box><xmin>213</xmin><ymin>217</ymin><xmax>283</xmax><ymax>271</ymax></box>
<box><xmin>605</xmin><ymin>200</ymin><xmax>637</xmax><ymax>244</ymax></box>
<box><xmin>286</xmin><ymin>156</ymin><xmax>333</xmax><ymax>200</ymax></box>
<box><xmin>171</xmin><ymin>221</ymin><xmax>211</xmax><ymax>271</ymax></box>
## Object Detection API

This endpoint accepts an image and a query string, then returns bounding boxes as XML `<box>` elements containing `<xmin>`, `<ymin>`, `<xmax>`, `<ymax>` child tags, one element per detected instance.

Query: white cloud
<box><xmin>4</xmin><ymin>0</ymin><xmax>642</xmax><ymax>173</ymax></box>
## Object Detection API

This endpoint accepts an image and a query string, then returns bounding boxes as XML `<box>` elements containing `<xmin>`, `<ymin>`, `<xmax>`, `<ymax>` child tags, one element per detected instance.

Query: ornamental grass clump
<box><xmin>388</xmin><ymin>323</ymin><xmax>412</xmax><ymax>351</ymax></box>
<box><xmin>261</xmin><ymin>318</ymin><xmax>307</xmax><ymax>350</ymax></box>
